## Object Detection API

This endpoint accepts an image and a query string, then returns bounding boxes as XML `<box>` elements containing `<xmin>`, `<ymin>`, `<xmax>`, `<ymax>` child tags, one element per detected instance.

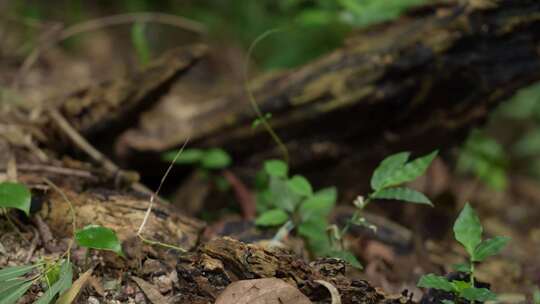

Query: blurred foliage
<box><xmin>458</xmin><ymin>82</ymin><xmax>540</xmax><ymax>188</ymax></box>
<box><xmin>8</xmin><ymin>0</ymin><xmax>428</xmax><ymax>69</ymax></box>
<box><xmin>457</xmin><ymin>130</ymin><xmax>508</xmax><ymax>191</ymax></box>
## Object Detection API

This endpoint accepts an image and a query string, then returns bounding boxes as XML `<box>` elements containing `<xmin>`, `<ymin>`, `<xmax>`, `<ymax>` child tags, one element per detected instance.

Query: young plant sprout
<box><xmin>418</xmin><ymin>203</ymin><xmax>510</xmax><ymax>303</ymax></box>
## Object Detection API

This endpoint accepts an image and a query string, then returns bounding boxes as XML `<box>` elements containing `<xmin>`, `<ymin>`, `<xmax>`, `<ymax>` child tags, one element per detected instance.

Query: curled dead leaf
<box><xmin>215</xmin><ymin>278</ymin><xmax>312</xmax><ymax>304</ymax></box>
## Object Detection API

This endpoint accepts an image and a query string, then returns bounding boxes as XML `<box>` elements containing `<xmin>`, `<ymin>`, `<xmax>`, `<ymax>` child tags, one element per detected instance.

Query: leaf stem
<box><xmin>244</xmin><ymin>28</ymin><xmax>290</xmax><ymax>164</ymax></box>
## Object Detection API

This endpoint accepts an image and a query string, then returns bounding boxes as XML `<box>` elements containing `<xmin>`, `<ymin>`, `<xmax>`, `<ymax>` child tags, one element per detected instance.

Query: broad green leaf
<box><xmin>451</xmin><ymin>280</ymin><xmax>471</xmax><ymax>293</ymax></box>
<box><xmin>298</xmin><ymin>219</ymin><xmax>332</xmax><ymax>256</ymax></box>
<box><xmin>328</xmin><ymin>250</ymin><xmax>362</xmax><ymax>269</ymax></box>
<box><xmin>0</xmin><ymin>265</ymin><xmax>36</xmax><ymax>282</ymax></box>
<box><xmin>452</xmin><ymin>263</ymin><xmax>471</xmax><ymax>273</ymax></box>
<box><xmin>417</xmin><ymin>274</ymin><xmax>455</xmax><ymax>292</ymax></box>
<box><xmin>377</xmin><ymin>151</ymin><xmax>438</xmax><ymax>190</ymax></box>
<box><xmin>371</xmin><ymin>152</ymin><xmax>410</xmax><ymax>191</ymax></box>
<box><xmin>264</xmin><ymin>160</ymin><xmax>288</xmax><ymax>178</ymax></box>
<box><xmin>269</xmin><ymin>177</ymin><xmax>301</xmax><ymax>212</ymax></box>
<box><xmin>255</xmin><ymin>209</ymin><xmax>289</xmax><ymax>226</ymax></box>
<box><xmin>75</xmin><ymin>225</ymin><xmax>124</xmax><ymax>256</ymax></box>
<box><xmin>460</xmin><ymin>287</ymin><xmax>497</xmax><ymax>302</ymax></box>
<box><xmin>0</xmin><ymin>182</ymin><xmax>31</xmax><ymax>215</ymax></box>
<box><xmin>370</xmin><ymin>187</ymin><xmax>432</xmax><ymax>206</ymax></box>
<box><xmin>453</xmin><ymin>203</ymin><xmax>483</xmax><ymax>257</ymax></box>
<box><xmin>300</xmin><ymin>187</ymin><xmax>337</xmax><ymax>221</ymax></box>
<box><xmin>0</xmin><ymin>280</ymin><xmax>32</xmax><ymax>304</ymax></box>
<box><xmin>286</xmin><ymin>175</ymin><xmax>313</xmax><ymax>197</ymax></box>
<box><xmin>162</xmin><ymin>149</ymin><xmax>203</xmax><ymax>164</ymax></box>
<box><xmin>35</xmin><ymin>261</ymin><xmax>73</xmax><ymax>304</ymax></box>
<box><xmin>441</xmin><ymin>300</ymin><xmax>455</xmax><ymax>304</ymax></box>
<box><xmin>472</xmin><ymin>236</ymin><xmax>510</xmax><ymax>262</ymax></box>
<box><xmin>200</xmin><ymin>149</ymin><xmax>231</xmax><ymax>169</ymax></box>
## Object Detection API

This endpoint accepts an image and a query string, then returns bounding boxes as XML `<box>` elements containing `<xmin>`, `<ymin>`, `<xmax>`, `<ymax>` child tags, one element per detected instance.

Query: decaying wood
<box><xmin>174</xmin><ymin>237</ymin><xmax>410</xmax><ymax>304</ymax></box>
<box><xmin>52</xmin><ymin>44</ymin><xmax>207</xmax><ymax>139</ymax></box>
<box><xmin>117</xmin><ymin>0</ymin><xmax>540</xmax><ymax>165</ymax></box>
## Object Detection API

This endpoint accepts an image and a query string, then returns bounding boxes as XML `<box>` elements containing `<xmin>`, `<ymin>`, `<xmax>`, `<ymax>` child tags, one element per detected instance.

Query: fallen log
<box><xmin>116</xmin><ymin>0</ymin><xmax>540</xmax><ymax>166</ymax></box>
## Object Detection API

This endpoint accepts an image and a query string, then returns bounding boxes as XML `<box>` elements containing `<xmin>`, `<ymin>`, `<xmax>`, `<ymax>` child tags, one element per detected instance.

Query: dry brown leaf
<box><xmin>131</xmin><ymin>276</ymin><xmax>170</xmax><ymax>304</ymax></box>
<box><xmin>215</xmin><ymin>278</ymin><xmax>312</xmax><ymax>304</ymax></box>
<box><xmin>56</xmin><ymin>268</ymin><xmax>93</xmax><ymax>304</ymax></box>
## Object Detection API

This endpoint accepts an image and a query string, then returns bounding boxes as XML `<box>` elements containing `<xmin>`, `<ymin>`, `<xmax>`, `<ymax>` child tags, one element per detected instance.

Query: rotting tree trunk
<box><xmin>112</xmin><ymin>0</ymin><xmax>540</xmax><ymax>167</ymax></box>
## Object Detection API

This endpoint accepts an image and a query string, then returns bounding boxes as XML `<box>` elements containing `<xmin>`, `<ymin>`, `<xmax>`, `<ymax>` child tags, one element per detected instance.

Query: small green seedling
<box><xmin>0</xmin><ymin>259</ymin><xmax>73</xmax><ymax>304</ymax></box>
<box><xmin>0</xmin><ymin>181</ymin><xmax>124</xmax><ymax>303</ymax></box>
<box><xmin>417</xmin><ymin>203</ymin><xmax>510</xmax><ymax>303</ymax></box>
<box><xmin>330</xmin><ymin>151</ymin><xmax>437</xmax><ymax>256</ymax></box>
<box><xmin>163</xmin><ymin>148</ymin><xmax>232</xmax><ymax>191</ymax></box>
<box><xmin>255</xmin><ymin>151</ymin><xmax>437</xmax><ymax>269</ymax></box>
<box><xmin>253</xmin><ymin>159</ymin><xmax>357</xmax><ymax>265</ymax></box>
<box><xmin>75</xmin><ymin>225</ymin><xmax>124</xmax><ymax>257</ymax></box>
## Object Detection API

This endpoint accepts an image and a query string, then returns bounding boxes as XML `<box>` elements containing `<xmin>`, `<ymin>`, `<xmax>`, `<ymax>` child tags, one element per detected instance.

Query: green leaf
<box><xmin>298</xmin><ymin>219</ymin><xmax>332</xmax><ymax>256</ymax></box>
<box><xmin>457</xmin><ymin>130</ymin><xmax>507</xmax><ymax>190</ymax></box>
<box><xmin>300</xmin><ymin>187</ymin><xmax>337</xmax><ymax>221</ymax></box>
<box><xmin>0</xmin><ymin>182</ymin><xmax>31</xmax><ymax>215</ymax></box>
<box><xmin>417</xmin><ymin>274</ymin><xmax>455</xmax><ymax>292</ymax></box>
<box><xmin>0</xmin><ymin>280</ymin><xmax>32</xmax><ymax>304</ymax></box>
<box><xmin>371</xmin><ymin>152</ymin><xmax>410</xmax><ymax>191</ymax></box>
<box><xmin>327</xmin><ymin>250</ymin><xmax>362</xmax><ymax>269</ymax></box>
<box><xmin>472</xmin><ymin>236</ymin><xmax>510</xmax><ymax>262</ymax></box>
<box><xmin>370</xmin><ymin>187</ymin><xmax>432</xmax><ymax>206</ymax></box>
<box><xmin>162</xmin><ymin>149</ymin><xmax>203</xmax><ymax>164</ymax></box>
<box><xmin>377</xmin><ymin>151</ymin><xmax>438</xmax><ymax>190</ymax></box>
<box><xmin>286</xmin><ymin>175</ymin><xmax>313</xmax><ymax>197</ymax></box>
<box><xmin>35</xmin><ymin>260</ymin><xmax>73</xmax><ymax>304</ymax></box>
<box><xmin>0</xmin><ymin>265</ymin><xmax>36</xmax><ymax>282</ymax></box>
<box><xmin>255</xmin><ymin>209</ymin><xmax>289</xmax><ymax>226</ymax></box>
<box><xmin>264</xmin><ymin>160</ymin><xmax>288</xmax><ymax>178</ymax></box>
<box><xmin>453</xmin><ymin>203</ymin><xmax>483</xmax><ymax>257</ymax></box>
<box><xmin>200</xmin><ymin>149</ymin><xmax>232</xmax><ymax>170</ymax></box>
<box><xmin>441</xmin><ymin>300</ymin><xmax>455</xmax><ymax>304</ymax></box>
<box><xmin>451</xmin><ymin>280</ymin><xmax>472</xmax><ymax>293</ymax></box>
<box><xmin>75</xmin><ymin>225</ymin><xmax>124</xmax><ymax>256</ymax></box>
<box><xmin>269</xmin><ymin>177</ymin><xmax>301</xmax><ymax>212</ymax></box>
<box><xmin>452</xmin><ymin>263</ymin><xmax>471</xmax><ymax>273</ymax></box>
<box><xmin>252</xmin><ymin>113</ymin><xmax>272</xmax><ymax>129</ymax></box>
<box><xmin>460</xmin><ymin>287</ymin><xmax>497</xmax><ymax>302</ymax></box>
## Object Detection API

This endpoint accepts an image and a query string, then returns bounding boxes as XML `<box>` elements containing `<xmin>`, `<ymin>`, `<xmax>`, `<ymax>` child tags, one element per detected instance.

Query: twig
<box><xmin>13</xmin><ymin>12</ymin><xmax>206</xmax><ymax>88</ymax></box>
<box><xmin>33</xmin><ymin>214</ymin><xmax>58</xmax><ymax>253</ymax></box>
<box><xmin>137</xmin><ymin>139</ymin><xmax>189</xmax><ymax>252</ymax></box>
<box><xmin>46</xmin><ymin>108</ymin><xmax>157</xmax><ymax>199</ymax></box>
<box><xmin>244</xmin><ymin>28</ymin><xmax>290</xmax><ymax>163</ymax></box>
<box><xmin>0</xmin><ymin>164</ymin><xmax>95</xmax><ymax>179</ymax></box>
<box><xmin>25</xmin><ymin>227</ymin><xmax>39</xmax><ymax>263</ymax></box>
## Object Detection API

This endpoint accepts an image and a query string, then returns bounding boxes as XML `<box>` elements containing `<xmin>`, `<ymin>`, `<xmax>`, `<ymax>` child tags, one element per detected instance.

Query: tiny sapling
<box><xmin>330</xmin><ymin>151</ymin><xmax>438</xmax><ymax>252</ymax></box>
<box><xmin>417</xmin><ymin>203</ymin><xmax>510</xmax><ymax>303</ymax></box>
<box><xmin>253</xmin><ymin>159</ymin><xmax>356</xmax><ymax>266</ymax></box>
<box><xmin>163</xmin><ymin>148</ymin><xmax>232</xmax><ymax>191</ymax></box>
<box><xmin>0</xmin><ymin>181</ymin><xmax>124</xmax><ymax>304</ymax></box>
